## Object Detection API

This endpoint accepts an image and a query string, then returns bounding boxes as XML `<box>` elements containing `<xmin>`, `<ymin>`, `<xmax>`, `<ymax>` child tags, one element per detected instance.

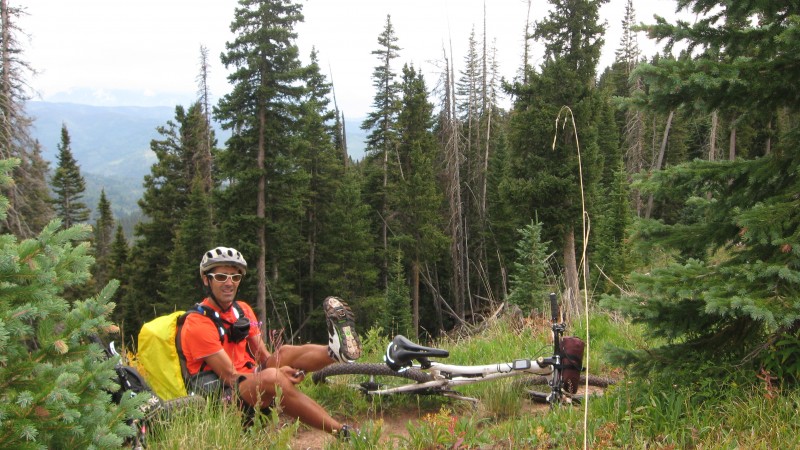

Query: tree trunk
<box><xmin>442</xmin><ymin>50</ymin><xmax>466</xmax><ymax>321</ymax></box>
<box><xmin>709</xmin><ymin>110</ymin><xmax>718</xmax><ymax>161</ymax></box>
<box><xmin>412</xmin><ymin>259</ymin><xmax>420</xmax><ymax>339</ymax></box>
<box><xmin>563</xmin><ymin>228</ymin><xmax>579</xmax><ymax>322</ymax></box>
<box><xmin>257</xmin><ymin>107</ymin><xmax>268</xmax><ymax>334</ymax></box>
<box><xmin>645</xmin><ymin>110</ymin><xmax>673</xmax><ymax>219</ymax></box>
<box><xmin>765</xmin><ymin>119</ymin><xmax>772</xmax><ymax>156</ymax></box>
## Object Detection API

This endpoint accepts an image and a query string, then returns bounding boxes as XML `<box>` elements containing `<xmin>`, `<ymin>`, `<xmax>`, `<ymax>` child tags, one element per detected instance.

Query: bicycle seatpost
<box><xmin>548</xmin><ymin>292</ymin><xmax>564</xmax><ymax>404</ymax></box>
<box><xmin>549</xmin><ymin>292</ymin><xmax>564</xmax><ymax>362</ymax></box>
<box><xmin>549</xmin><ymin>292</ymin><xmax>559</xmax><ymax>324</ymax></box>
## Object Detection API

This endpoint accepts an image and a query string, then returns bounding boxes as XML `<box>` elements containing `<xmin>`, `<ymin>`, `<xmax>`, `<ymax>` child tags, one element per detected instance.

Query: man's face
<box><xmin>203</xmin><ymin>265</ymin><xmax>242</xmax><ymax>306</ymax></box>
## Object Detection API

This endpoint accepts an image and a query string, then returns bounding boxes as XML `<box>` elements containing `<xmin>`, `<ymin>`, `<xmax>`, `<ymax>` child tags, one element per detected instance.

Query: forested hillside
<box><xmin>2</xmin><ymin>0</ymin><xmax>799</xmax><ymax>446</ymax></box>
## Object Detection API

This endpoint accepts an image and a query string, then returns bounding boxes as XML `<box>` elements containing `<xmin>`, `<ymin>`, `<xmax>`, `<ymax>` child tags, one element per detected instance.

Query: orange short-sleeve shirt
<box><xmin>180</xmin><ymin>298</ymin><xmax>260</xmax><ymax>376</ymax></box>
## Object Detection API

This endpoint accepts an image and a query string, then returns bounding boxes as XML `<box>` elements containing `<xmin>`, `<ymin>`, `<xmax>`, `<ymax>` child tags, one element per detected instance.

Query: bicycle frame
<box><xmin>313</xmin><ymin>293</ymin><xmax>585</xmax><ymax>405</ymax></box>
<box><xmin>366</xmin><ymin>358</ymin><xmax>555</xmax><ymax>402</ymax></box>
<box><xmin>375</xmin><ymin>292</ymin><xmax>570</xmax><ymax>403</ymax></box>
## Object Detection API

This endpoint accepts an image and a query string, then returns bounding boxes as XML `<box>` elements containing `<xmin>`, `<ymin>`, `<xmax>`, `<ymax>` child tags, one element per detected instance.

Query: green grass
<box><xmin>144</xmin><ymin>308</ymin><xmax>800</xmax><ymax>449</ymax></box>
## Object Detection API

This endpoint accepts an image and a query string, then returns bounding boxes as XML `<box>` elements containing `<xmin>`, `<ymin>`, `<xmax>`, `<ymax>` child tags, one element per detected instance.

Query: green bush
<box><xmin>0</xmin><ymin>159</ymin><xmax>145</xmax><ymax>449</ymax></box>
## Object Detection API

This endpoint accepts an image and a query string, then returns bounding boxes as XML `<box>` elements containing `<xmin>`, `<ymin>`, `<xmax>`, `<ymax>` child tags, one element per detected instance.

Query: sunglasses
<box><xmin>208</xmin><ymin>273</ymin><xmax>243</xmax><ymax>283</ymax></box>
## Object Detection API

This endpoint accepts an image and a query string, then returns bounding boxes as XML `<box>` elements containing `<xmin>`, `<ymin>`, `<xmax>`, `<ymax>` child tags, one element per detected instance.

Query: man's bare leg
<box><xmin>267</xmin><ymin>344</ymin><xmax>333</xmax><ymax>372</ymax></box>
<box><xmin>237</xmin><ymin>366</ymin><xmax>342</xmax><ymax>433</ymax></box>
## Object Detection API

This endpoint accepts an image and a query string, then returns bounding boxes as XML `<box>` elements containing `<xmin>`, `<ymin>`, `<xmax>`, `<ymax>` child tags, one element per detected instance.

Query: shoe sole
<box><xmin>324</xmin><ymin>297</ymin><xmax>362</xmax><ymax>361</ymax></box>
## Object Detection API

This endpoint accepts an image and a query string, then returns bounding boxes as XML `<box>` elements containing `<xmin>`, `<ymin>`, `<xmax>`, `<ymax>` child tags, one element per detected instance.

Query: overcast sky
<box><xmin>19</xmin><ymin>0</ymin><xmax>686</xmax><ymax>119</ymax></box>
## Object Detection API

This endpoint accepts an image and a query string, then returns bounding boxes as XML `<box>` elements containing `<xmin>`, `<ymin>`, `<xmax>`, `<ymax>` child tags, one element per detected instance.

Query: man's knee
<box><xmin>241</xmin><ymin>368</ymin><xmax>300</xmax><ymax>397</ymax></box>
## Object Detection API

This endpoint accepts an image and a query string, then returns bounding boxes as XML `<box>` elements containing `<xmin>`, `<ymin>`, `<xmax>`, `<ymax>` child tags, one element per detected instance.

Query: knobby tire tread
<box><xmin>312</xmin><ymin>362</ymin><xmax>434</xmax><ymax>384</ymax></box>
<box><xmin>512</xmin><ymin>373</ymin><xmax>617</xmax><ymax>389</ymax></box>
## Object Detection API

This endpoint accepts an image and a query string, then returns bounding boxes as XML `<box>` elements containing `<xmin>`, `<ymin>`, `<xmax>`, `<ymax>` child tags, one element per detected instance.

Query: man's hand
<box><xmin>281</xmin><ymin>366</ymin><xmax>305</xmax><ymax>384</ymax></box>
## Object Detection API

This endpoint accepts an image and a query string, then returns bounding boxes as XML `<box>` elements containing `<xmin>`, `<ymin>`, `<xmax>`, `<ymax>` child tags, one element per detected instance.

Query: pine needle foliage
<box><xmin>507</xmin><ymin>220</ymin><xmax>552</xmax><ymax>314</ymax></box>
<box><xmin>0</xmin><ymin>159</ymin><xmax>144</xmax><ymax>448</ymax></box>
<box><xmin>602</xmin><ymin>0</ymin><xmax>800</xmax><ymax>381</ymax></box>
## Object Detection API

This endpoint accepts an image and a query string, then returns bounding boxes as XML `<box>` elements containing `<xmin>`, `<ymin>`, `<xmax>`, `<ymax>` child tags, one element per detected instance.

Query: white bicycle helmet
<box><xmin>199</xmin><ymin>246</ymin><xmax>247</xmax><ymax>277</ymax></box>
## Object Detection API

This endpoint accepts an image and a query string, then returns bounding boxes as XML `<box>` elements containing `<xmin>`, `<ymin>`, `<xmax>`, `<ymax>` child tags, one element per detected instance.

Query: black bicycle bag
<box><xmin>560</xmin><ymin>336</ymin><xmax>585</xmax><ymax>394</ymax></box>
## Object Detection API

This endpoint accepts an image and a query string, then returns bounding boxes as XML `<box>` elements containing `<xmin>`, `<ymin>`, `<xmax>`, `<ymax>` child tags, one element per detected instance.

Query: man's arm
<box><xmin>200</xmin><ymin>350</ymin><xmax>240</xmax><ymax>386</ymax></box>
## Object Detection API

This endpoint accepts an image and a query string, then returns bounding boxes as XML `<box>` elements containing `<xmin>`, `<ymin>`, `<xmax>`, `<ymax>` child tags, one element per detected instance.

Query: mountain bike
<box><xmin>312</xmin><ymin>293</ymin><xmax>614</xmax><ymax>405</ymax></box>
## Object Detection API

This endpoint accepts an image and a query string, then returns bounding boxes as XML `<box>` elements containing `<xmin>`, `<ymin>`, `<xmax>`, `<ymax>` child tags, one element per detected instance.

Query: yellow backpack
<box><xmin>137</xmin><ymin>311</ymin><xmax>188</xmax><ymax>401</ymax></box>
<box><xmin>137</xmin><ymin>302</ymin><xmax>247</xmax><ymax>400</ymax></box>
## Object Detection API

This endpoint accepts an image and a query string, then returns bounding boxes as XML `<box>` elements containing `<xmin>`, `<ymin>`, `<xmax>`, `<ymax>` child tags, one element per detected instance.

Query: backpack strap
<box><xmin>175</xmin><ymin>302</ymin><xmax>255</xmax><ymax>385</ymax></box>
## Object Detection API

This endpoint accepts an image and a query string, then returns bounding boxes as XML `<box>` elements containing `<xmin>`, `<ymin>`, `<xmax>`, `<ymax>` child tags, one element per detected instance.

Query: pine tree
<box><xmin>0</xmin><ymin>158</ymin><xmax>145</xmax><ymax>448</ymax></box>
<box><xmin>214</xmin><ymin>0</ymin><xmax>307</xmax><ymax>331</ymax></box>
<box><xmin>507</xmin><ymin>220</ymin><xmax>551</xmax><ymax>314</ymax></box>
<box><xmin>108</xmin><ymin>224</ymin><xmax>134</xmax><ymax>336</ymax></box>
<box><xmin>0</xmin><ymin>3</ymin><xmax>54</xmax><ymax>237</ymax></box>
<box><xmin>163</xmin><ymin>177</ymin><xmax>214</xmax><ymax>309</ymax></box>
<box><xmin>50</xmin><ymin>124</ymin><xmax>90</xmax><ymax>229</ymax></box>
<box><xmin>504</xmin><ymin>0</ymin><xmax>607</xmax><ymax>318</ymax></box>
<box><xmin>361</xmin><ymin>14</ymin><xmax>402</xmax><ymax>290</ymax></box>
<box><xmin>127</xmin><ymin>103</ymin><xmax>211</xmax><ymax>329</ymax></box>
<box><xmin>92</xmin><ymin>189</ymin><xmax>115</xmax><ymax>290</ymax></box>
<box><xmin>391</xmin><ymin>64</ymin><xmax>448</xmax><ymax>336</ymax></box>
<box><xmin>602</xmin><ymin>0</ymin><xmax>800</xmax><ymax>380</ymax></box>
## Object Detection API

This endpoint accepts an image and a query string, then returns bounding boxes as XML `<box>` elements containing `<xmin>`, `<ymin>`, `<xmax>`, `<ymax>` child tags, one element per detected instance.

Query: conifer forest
<box><xmin>1</xmin><ymin>0</ymin><xmax>800</xmax><ymax>446</ymax></box>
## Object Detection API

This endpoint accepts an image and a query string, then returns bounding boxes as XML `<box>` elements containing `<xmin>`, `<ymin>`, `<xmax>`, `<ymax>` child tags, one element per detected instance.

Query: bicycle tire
<box><xmin>511</xmin><ymin>373</ymin><xmax>617</xmax><ymax>390</ymax></box>
<box><xmin>144</xmin><ymin>395</ymin><xmax>206</xmax><ymax>423</ymax></box>
<box><xmin>312</xmin><ymin>362</ymin><xmax>434</xmax><ymax>385</ymax></box>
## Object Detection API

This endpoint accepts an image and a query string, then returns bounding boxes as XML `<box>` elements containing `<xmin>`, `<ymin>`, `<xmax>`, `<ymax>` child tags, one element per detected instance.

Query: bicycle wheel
<box><xmin>511</xmin><ymin>373</ymin><xmax>617</xmax><ymax>390</ymax></box>
<box><xmin>516</xmin><ymin>374</ymin><xmax>615</xmax><ymax>405</ymax></box>
<box><xmin>312</xmin><ymin>362</ymin><xmax>434</xmax><ymax>394</ymax></box>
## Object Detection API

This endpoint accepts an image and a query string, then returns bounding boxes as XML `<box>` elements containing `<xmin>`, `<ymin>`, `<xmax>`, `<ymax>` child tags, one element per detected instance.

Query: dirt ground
<box><xmin>288</xmin><ymin>408</ymin><xmax>424</xmax><ymax>449</ymax></box>
<box><xmin>287</xmin><ymin>383</ymin><xmax>609</xmax><ymax>449</ymax></box>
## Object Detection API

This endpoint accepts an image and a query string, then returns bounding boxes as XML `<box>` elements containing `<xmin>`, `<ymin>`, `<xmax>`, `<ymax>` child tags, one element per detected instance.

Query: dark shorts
<box><xmin>186</xmin><ymin>370</ymin><xmax>236</xmax><ymax>401</ymax></box>
<box><xmin>185</xmin><ymin>371</ymin><xmax>271</xmax><ymax>423</ymax></box>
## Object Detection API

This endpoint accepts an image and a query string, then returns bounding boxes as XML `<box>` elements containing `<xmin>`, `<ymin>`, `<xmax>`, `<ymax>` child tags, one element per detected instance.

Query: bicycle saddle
<box><xmin>384</xmin><ymin>335</ymin><xmax>449</xmax><ymax>371</ymax></box>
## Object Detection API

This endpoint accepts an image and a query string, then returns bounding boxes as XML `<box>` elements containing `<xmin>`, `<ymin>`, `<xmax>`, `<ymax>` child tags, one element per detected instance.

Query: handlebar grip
<box><xmin>549</xmin><ymin>292</ymin><xmax>559</xmax><ymax>322</ymax></box>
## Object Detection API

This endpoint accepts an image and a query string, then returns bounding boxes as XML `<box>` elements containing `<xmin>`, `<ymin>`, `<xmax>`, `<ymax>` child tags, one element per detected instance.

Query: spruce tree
<box><xmin>92</xmin><ymin>189</ymin><xmax>115</xmax><ymax>290</ymax></box>
<box><xmin>294</xmin><ymin>49</ymin><xmax>344</xmax><ymax>332</ymax></box>
<box><xmin>391</xmin><ymin>64</ymin><xmax>448</xmax><ymax>336</ymax></box>
<box><xmin>50</xmin><ymin>124</ymin><xmax>90</xmax><ymax>229</ymax></box>
<box><xmin>504</xmin><ymin>0</ymin><xmax>607</xmax><ymax>318</ymax></box>
<box><xmin>315</xmin><ymin>169</ymin><xmax>378</xmax><ymax>338</ymax></box>
<box><xmin>108</xmin><ymin>224</ymin><xmax>134</xmax><ymax>337</ymax></box>
<box><xmin>360</xmin><ymin>14</ymin><xmax>402</xmax><ymax>290</ymax></box>
<box><xmin>507</xmin><ymin>220</ymin><xmax>552</xmax><ymax>314</ymax></box>
<box><xmin>127</xmin><ymin>103</ymin><xmax>211</xmax><ymax>329</ymax></box>
<box><xmin>602</xmin><ymin>0</ymin><xmax>800</xmax><ymax>380</ymax></box>
<box><xmin>382</xmin><ymin>252</ymin><xmax>413</xmax><ymax>339</ymax></box>
<box><xmin>163</xmin><ymin>177</ymin><xmax>213</xmax><ymax>308</ymax></box>
<box><xmin>0</xmin><ymin>158</ymin><xmax>145</xmax><ymax>448</ymax></box>
<box><xmin>0</xmin><ymin>2</ymin><xmax>54</xmax><ymax>238</ymax></box>
<box><xmin>214</xmin><ymin>0</ymin><xmax>307</xmax><ymax>330</ymax></box>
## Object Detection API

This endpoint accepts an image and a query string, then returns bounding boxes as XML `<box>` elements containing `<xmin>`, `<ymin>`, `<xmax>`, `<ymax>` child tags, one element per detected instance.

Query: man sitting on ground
<box><xmin>180</xmin><ymin>246</ymin><xmax>362</xmax><ymax>437</ymax></box>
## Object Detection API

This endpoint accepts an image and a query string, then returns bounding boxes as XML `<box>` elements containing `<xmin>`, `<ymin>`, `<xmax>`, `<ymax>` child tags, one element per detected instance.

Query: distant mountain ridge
<box><xmin>28</xmin><ymin>101</ymin><xmax>367</xmax><ymax>179</ymax></box>
<box><xmin>26</xmin><ymin>101</ymin><xmax>367</xmax><ymax>216</ymax></box>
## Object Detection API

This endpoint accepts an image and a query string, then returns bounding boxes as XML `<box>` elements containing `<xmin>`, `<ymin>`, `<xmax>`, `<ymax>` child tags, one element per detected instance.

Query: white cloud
<box><xmin>20</xmin><ymin>0</ymin><xmax>688</xmax><ymax>117</ymax></box>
